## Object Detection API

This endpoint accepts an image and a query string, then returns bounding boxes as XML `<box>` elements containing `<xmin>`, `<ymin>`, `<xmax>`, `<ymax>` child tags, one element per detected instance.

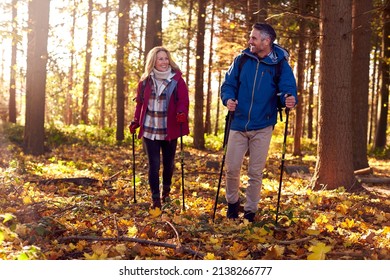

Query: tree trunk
<box><xmin>205</xmin><ymin>0</ymin><xmax>216</xmax><ymax>135</ymax></box>
<box><xmin>307</xmin><ymin>35</ymin><xmax>318</xmax><ymax>139</ymax></box>
<box><xmin>23</xmin><ymin>0</ymin><xmax>50</xmax><ymax>155</ymax></box>
<box><xmin>138</xmin><ymin>0</ymin><xmax>146</xmax><ymax>62</ymax></box>
<box><xmin>246</xmin><ymin>0</ymin><xmax>267</xmax><ymax>32</ymax></box>
<box><xmin>99</xmin><ymin>0</ymin><xmax>110</xmax><ymax>128</ymax></box>
<box><xmin>293</xmin><ymin>0</ymin><xmax>307</xmax><ymax>157</ymax></box>
<box><xmin>193</xmin><ymin>0</ymin><xmax>206</xmax><ymax>149</ymax></box>
<box><xmin>66</xmin><ymin>1</ymin><xmax>77</xmax><ymax>126</ymax></box>
<box><xmin>368</xmin><ymin>35</ymin><xmax>381</xmax><ymax>145</ymax></box>
<box><xmin>312</xmin><ymin>0</ymin><xmax>355</xmax><ymax>191</ymax></box>
<box><xmin>374</xmin><ymin>2</ymin><xmax>390</xmax><ymax>149</ymax></box>
<box><xmin>351</xmin><ymin>0</ymin><xmax>372</xmax><ymax>170</ymax></box>
<box><xmin>144</xmin><ymin>0</ymin><xmax>162</xmax><ymax>58</ymax></box>
<box><xmin>185</xmin><ymin>0</ymin><xmax>194</xmax><ymax>87</ymax></box>
<box><xmin>81</xmin><ymin>0</ymin><xmax>93</xmax><ymax>124</ymax></box>
<box><xmin>116</xmin><ymin>0</ymin><xmax>130</xmax><ymax>141</ymax></box>
<box><xmin>8</xmin><ymin>0</ymin><xmax>17</xmax><ymax>123</ymax></box>
<box><xmin>214</xmin><ymin>71</ymin><xmax>222</xmax><ymax>135</ymax></box>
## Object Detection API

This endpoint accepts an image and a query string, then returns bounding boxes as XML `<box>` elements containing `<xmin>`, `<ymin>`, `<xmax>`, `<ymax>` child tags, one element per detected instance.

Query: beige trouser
<box><xmin>225</xmin><ymin>126</ymin><xmax>273</xmax><ymax>213</ymax></box>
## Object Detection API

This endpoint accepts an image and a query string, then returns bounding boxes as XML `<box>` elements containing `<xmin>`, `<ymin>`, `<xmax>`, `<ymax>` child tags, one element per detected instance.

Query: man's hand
<box><xmin>176</xmin><ymin>112</ymin><xmax>187</xmax><ymax>123</ymax></box>
<box><xmin>129</xmin><ymin>121</ymin><xmax>139</xmax><ymax>134</ymax></box>
<box><xmin>285</xmin><ymin>94</ymin><xmax>296</xmax><ymax>109</ymax></box>
<box><xmin>227</xmin><ymin>98</ymin><xmax>238</xmax><ymax>111</ymax></box>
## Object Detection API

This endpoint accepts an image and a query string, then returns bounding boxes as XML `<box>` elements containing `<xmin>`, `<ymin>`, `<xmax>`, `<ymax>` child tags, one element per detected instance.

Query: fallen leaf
<box><xmin>307</xmin><ymin>242</ymin><xmax>331</xmax><ymax>260</ymax></box>
<box><xmin>149</xmin><ymin>207</ymin><xmax>162</xmax><ymax>218</ymax></box>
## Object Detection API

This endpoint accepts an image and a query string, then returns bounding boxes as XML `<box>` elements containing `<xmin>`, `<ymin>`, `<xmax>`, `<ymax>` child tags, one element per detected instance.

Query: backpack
<box><xmin>237</xmin><ymin>54</ymin><xmax>286</xmax><ymax>121</ymax></box>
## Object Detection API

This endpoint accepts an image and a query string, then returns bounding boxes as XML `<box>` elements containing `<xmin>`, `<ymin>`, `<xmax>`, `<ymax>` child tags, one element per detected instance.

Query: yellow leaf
<box><xmin>228</xmin><ymin>242</ymin><xmax>249</xmax><ymax>259</ymax></box>
<box><xmin>382</xmin><ymin>226</ymin><xmax>390</xmax><ymax>235</ymax></box>
<box><xmin>68</xmin><ymin>243</ymin><xmax>76</xmax><ymax>251</ymax></box>
<box><xmin>1</xmin><ymin>213</ymin><xmax>15</xmax><ymax>223</ymax></box>
<box><xmin>336</xmin><ymin>203</ymin><xmax>348</xmax><ymax>215</ymax></box>
<box><xmin>104</xmin><ymin>228</ymin><xmax>113</xmax><ymax>237</ymax></box>
<box><xmin>209</xmin><ymin>237</ymin><xmax>220</xmax><ymax>244</ymax></box>
<box><xmin>325</xmin><ymin>224</ymin><xmax>334</xmax><ymax>232</ymax></box>
<box><xmin>91</xmin><ymin>243</ymin><xmax>106</xmax><ymax>255</ymax></box>
<box><xmin>84</xmin><ymin>252</ymin><xmax>108</xmax><ymax>260</ymax></box>
<box><xmin>307</xmin><ymin>242</ymin><xmax>332</xmax><ymax>260</ymax></box>
<box><xmin>23</xmin><ymin>196</ymin><xmax>32</xmax><ymax>205</ymax></box>
<box><xmin>119</xmin><ymin>219</ymin><xmax>133</xmax><ymax>227</ymax></box>
<box><xmin>340</xmin><ymin>218</ymin><xmax>355</xmax><ymax>229</ymax></box>
<box><xmin>315</xmin><ymin>214</ymin><xmax>328</xmax><ymax>225</ymax></box>
<box><xmin>305</xmin><ymin>228</ymin><xmax>321</xmax><ymax>235</ymax></box>
<box><xmin>204</xmin><ymin>253</ymin><xmax>216</xmax><ymax>260</ymax></box>
<box><xmin>83</xmin><ymin>244</ymin><xmax>109</xmax><ymax>260</ymax></box>
<box><xmin>149</xmin><ymin>207</ymin><xmax>162</xmax><ymax>218</ymax></box>
<box><xmin>115</xmin><ymin>244</ymin><xmax>127</xmax><ymax>255</ymax></box>
<box><xmin>127</xmin><ymin>225</ymin><xmax>138</xmax><ymax>237</ymax></box>
<box><xmin>76</xmin><ymin>240</ymin><xmax>88</xmax><ymax>251</ymax></box>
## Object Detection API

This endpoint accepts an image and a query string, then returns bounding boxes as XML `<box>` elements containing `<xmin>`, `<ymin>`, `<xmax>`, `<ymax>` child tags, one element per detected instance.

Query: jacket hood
<box><xmin>242</xmin><ymin>43</ymin><xmax>289</xmax><ymax>65</ymax></box>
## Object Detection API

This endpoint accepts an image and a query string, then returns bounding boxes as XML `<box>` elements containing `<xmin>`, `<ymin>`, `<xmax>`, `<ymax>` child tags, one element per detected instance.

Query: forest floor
<box><xmin>0</xmin><ymin>122</ymin><xmax>389</xmax><ymax>260</ymax></box>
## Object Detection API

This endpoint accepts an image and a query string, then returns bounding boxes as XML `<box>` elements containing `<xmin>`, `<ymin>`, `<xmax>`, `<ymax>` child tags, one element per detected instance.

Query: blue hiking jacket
<box><xmin>221</xmin><ymin>44</ymin><xmax>297</xmax><ymax>131</ymax></box>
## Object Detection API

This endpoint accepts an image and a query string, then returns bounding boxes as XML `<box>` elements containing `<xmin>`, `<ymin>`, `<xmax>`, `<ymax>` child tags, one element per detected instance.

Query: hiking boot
<box><xmin>162</xmin><ymin>185</ymin><xmax>171</xmax><ymax>203</ymax></box>
<box><xmin>244</xmin><ymin>211</ymin><xmax>255</xmax><ymax>222</ymax></box>
<box><xmin>152</xmin><ymin>198</ymin><xmax>161</xmax><ymax>209</ymax></box>
<box><xmin>162</xmin><ymin>194</ymin><xmax>170</xmax><ymax>203</ymax></box>
<box><xmin>227</xmin><ymin>201</ymin><xmax>240</xmax><ymax>219</ymax></box>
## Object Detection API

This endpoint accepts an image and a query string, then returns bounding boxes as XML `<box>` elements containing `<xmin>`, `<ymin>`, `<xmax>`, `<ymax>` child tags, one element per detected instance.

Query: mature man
<box><xmin>220</xmin><ymin>22</ymin><xmax>297</xmax><ymax>222</ymax></box>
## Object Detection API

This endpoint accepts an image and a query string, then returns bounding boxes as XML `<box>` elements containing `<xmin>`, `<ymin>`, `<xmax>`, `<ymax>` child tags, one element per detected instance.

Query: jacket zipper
<box><xmin>245</xmin><ymin>61</ymin><xmax>262</xmax><ymax>131</ymax></box>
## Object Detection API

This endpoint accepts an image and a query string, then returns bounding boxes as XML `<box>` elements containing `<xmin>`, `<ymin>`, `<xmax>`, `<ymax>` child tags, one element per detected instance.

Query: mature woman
<box><xmin>129</xmin><ymin>46</ymin><xmax>190</xmax><ymax>209</ymax></box>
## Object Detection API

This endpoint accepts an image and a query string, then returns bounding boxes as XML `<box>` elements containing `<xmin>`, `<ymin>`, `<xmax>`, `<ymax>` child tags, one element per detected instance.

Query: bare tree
<box><xmin>205</xmin><ymin>0</ymin><xmax>216</xmax><ymax>135</ymax></box>
<box><xmin>8</xmin><ymin>0</ymin><xmax>17</xmax><ymax>123</ymax></box>
<box><xmin>193</xmin><ymin>0</ymin><xmax>207</xmax><ymax>149</ymax></box>
<box><xmin>65</xmin><ymin>0</ymin><xmax>78</xmax><ymax>125</ymax></box>
<box><xmin>307</xmin><ymin>35</ymin><xmax>318</xmax><ymax>140</ymax></box>
<box><xmin>116</xmin><ymin>0</ymin><xmax>130</xmax><ymax>141</ymax></box>
<box><xmin>374</xmin><ymin>1</ymin><xmax>389</xmax><ymax>149</ymax></box>
<box><xmin>99</xmin><ymin>0</ymin><xmax>111</xmax><ymax>128</ymax></box>
<box><xmin>247</xmin><ymin>0</ymin><xmax>268</xmax><ymax>31</ymax></box>
<box><xmin>351</xmin><ymin>0</ymin><xmax>373</xmax><ymax>170</ymax></box>
<box><xmin>81</xmin><ymin>0</ymin><xmax>93</xmax><ymax>124</ymax></box>
<box><xmin>144</xmin><ymin>0</ymin><xmax>163</xmax><ymax>57</ymax></box>
<box><xmin>368</xmin><ymin>35</ymin><xmax>381</xmax><ymax>145</ymax></box>
<box><xmin>185</xmin><ymin>0</ymin><xmax>195</xmax><ymax>87</ymax></box>
<box><xmin>24</xmin><ymin>0</ymin><xmax>50</xmax><ymax>155</ymax></box>
<box><xmin>293</xmin><ymin>0</ymin><xmax>308</xmax><ymax>156</ymax></box>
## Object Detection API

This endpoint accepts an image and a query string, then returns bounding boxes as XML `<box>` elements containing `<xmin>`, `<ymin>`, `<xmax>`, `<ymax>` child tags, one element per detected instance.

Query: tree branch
<box><xmin>59</xmin><ymin>235</ymin><xmax>205</xmax><ymax>259</ymax></box>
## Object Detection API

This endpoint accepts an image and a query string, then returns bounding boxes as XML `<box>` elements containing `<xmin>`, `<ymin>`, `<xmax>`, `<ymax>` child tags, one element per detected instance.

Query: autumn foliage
<box><xmin>0</xmin><ymin>123</ymin><xmax>389</xmax><ymax>260</ymax></box>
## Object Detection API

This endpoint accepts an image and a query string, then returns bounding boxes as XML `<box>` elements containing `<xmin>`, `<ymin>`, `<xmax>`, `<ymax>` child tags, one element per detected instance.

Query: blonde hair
<box><xmin>141</xmin><ymin>46</ymin><xmax>181</xmax><ymax>81</ymax></box>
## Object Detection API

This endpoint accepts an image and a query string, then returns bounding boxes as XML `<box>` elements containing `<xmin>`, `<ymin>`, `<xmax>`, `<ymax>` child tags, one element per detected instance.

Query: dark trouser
<box><xmin>143</xmin><ymin>137</ymin><xmax>177</xmax><ymax>200</ymax></box>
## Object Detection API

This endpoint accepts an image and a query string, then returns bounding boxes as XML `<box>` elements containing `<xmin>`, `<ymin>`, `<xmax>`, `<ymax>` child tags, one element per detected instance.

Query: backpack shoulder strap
<box><xmin>236</xmin><ymin>54</ymin><xmax>249</xmax><ymax>99</ymax></box>
<box><xmin>237</xmin><ymin>54</ymin><xmax>249</xmax><ymax>78</ymax></box>
<box><xmin>273</xmin><ymin>58</ymin><xmax>284</xmax><ymax>85</ymax></box>
<box><xmin>140</xmin><ymin>78</ymin><xmax>149</xmax><ymax>103</ymax></box>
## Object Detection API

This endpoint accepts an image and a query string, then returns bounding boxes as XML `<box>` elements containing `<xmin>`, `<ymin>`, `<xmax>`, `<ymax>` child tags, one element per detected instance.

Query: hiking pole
<box><xmin>132</xmin><ymin>132</ymin><xmax>137</xmax><ymax>203</ymax></box>
<box><xmin>212</xmin><ymin>109</ymin><xmax>234</xmax><ymax>222</ymax></box>
<box><xmin>275</xmin><ymin>106</ymin><xmax>290</xmax><ymax>226</ymax></box>
<box><xmin>180</xmin><ymin>123</ymin><xmax>185</xmax><ymax>211</ymax></box>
